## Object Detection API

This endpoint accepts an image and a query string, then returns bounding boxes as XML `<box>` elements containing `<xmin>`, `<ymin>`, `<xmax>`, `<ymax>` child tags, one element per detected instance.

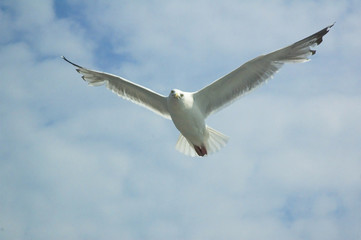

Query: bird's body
<box><xmin>63</xmin><ymin>24</ymin><xmax>334</xmax><ymax>157</ymax></box>
<box><xmin>167</xmin><ymin>90</ymin><xmax>204</xmax><ymax>146</ymax></box>
<box><xmin>167</xmin><ymin>90</ymin><xmax>211</xmax><ymax>156</ymax></box>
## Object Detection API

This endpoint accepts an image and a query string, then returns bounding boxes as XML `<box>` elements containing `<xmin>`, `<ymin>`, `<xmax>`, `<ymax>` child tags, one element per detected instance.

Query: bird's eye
<box><xmin>180</xmin><ymin>94</ymin><xmax>184</xmax><ymax>97</ymax></box>
<box><xmin>171</xmin><ymin>90</ymin><xmax>175</xmax><ymax>94</ymax></box>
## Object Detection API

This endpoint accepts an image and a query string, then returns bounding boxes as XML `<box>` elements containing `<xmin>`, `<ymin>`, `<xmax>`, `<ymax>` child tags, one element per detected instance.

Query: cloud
<box><xmin>1</xmin><ymin>0</ymin><xmax>361</xmax><ymax>240</ymax></box>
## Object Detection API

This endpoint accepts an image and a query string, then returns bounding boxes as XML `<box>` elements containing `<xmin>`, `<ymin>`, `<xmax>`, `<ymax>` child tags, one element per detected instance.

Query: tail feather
<box><xmin>205</xmin><ymin>126</ymin><xmax>229</xmax><ymax>154</ymax></box>
<box><xmin>175</xmin><ymin>134</ymin><xmax>197</xmax><ymax>157</ymax></box>
<box><xmin>175</xmin><ymin>126</ymin><xmax>229</xmax><ymax>157</ymax></box>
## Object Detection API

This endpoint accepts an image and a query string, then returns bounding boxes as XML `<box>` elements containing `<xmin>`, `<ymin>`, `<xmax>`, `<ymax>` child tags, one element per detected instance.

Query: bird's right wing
<box><xmin>194</xmin><ymin>24</ymin><xmax>334</xmax><ymax>118</ymax></box>
<box><xmin>63</xmin><ymin>57</ymin><xmax>171</xmax><ymax>119</ymax></box>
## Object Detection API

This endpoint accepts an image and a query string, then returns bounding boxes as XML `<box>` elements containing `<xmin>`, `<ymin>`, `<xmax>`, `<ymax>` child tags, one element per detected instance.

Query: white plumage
<box><xmin>63</xmin><ymin>24</ymin><xmax>333</xmax><ymax>157</ymax></box>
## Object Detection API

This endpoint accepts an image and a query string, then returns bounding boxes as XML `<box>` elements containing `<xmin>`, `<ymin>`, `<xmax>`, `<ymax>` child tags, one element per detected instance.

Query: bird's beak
<box><xmin>174</xmin><ymin>93</ymin><xmax>180</xmax><ymax>99</ymax></box>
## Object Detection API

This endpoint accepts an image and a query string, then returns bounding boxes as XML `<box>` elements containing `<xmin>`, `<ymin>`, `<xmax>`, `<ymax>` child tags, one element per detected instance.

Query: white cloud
<box><xmin>1</xmin><ymin>0</ymin><xmax>360</xmax><ymax>240</ymax></box>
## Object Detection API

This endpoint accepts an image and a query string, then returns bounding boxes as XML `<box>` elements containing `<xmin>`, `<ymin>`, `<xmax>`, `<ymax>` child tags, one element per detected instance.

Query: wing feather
<box><xmin>63</xmin><ymin>57</ymin><xmax>171</xmax><ymax>119</ymax></box>
<box><xmin>194</xmin><ymin>23</ymin><xmax>334</xmax><ymax>117</ymax></box>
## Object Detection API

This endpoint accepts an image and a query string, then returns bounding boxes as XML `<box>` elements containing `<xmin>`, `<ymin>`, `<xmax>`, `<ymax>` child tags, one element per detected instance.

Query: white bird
<box><xmin>63</xmin><ymin>24</ymin><xmax>333</xmax><ymax>157</ymax></box>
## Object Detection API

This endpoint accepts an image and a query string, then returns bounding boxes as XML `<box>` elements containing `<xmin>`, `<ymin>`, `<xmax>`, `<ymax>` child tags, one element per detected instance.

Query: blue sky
<box><xmin>1</xmin><ymin>0</ymin><xmax>360</xmax><ymax>239</ymax></box>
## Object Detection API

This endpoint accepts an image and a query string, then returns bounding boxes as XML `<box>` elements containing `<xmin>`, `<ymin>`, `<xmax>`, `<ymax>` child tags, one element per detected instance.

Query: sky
<box><xmin>0</xmin><ymin>0</ymin><xmax>360</xmax><ymax>239</ymax></box>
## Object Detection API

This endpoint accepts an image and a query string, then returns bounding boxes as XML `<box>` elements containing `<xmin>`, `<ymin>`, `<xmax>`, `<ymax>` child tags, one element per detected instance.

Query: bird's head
<box><xmin>169</xmin><ymin>89</ymin><xmax>184</xmax><ymax>100</ymax></box>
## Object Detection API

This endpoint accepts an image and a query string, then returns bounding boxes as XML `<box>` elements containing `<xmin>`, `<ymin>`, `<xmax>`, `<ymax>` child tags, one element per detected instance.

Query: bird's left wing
<box><xmin>62</xmin><ymin>57</ymin><xmax>171</xmax><ymax>119</ymax></box>
<box><xmin>194</xmin><ymin>24</ymin><xmax>334</xmax><ymax>118</ymax></box>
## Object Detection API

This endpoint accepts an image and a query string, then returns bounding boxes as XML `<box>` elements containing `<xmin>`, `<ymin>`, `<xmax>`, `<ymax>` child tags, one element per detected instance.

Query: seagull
<box><xmin>63</xmin><ymin>24</ymin><xmax>333</xmax><ymax>157</ymax></box>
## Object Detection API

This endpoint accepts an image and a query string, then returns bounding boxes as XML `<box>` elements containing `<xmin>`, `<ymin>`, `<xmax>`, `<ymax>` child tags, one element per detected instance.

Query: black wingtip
<box><xmin>324</xmin><ymin>23</ymin><xmax>335</xmax><ymax>35</ymax></box>
<box><xmin>316</xmin><ymin>37</ymin><xmax>323</xmax><ymax>45</ymax></box>
<box><xmin>61</xmin><ymin>56</ymin><xmax>84</xmax><ymax>69</ymax></box>
<box><xmin>313</xmin><ymin>23</ymin><xmax>335</xmax><ymax>46</ymax></box>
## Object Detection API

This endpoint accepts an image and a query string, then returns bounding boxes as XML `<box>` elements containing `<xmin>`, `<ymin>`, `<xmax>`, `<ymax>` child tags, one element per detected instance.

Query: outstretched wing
<box><xmin>194</xmin><ymin>23</ymin><xmax>334</xmax><ymax>118</ymax></box>
<box><xmin>63</xmin><ymin>57</ymin><xmax>171</xmax><ymax>119</ymax></box>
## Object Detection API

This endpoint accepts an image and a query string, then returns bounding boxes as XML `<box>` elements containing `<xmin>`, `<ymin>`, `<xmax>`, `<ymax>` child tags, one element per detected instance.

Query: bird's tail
<box><xmin>175</xmin><ymin>126</ymin><xmax>229</xmax><ymax>157</ymax></box>
<box><xmin>204</xmin><ymin>126</ymin><xmax>229</xmax><ymax>155</ymax></box>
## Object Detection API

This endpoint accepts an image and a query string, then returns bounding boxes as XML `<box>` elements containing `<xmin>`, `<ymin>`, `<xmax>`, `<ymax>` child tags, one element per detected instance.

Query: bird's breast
<box><xmin>168</xmin><ymin>98</ymin><xmax>206</xmax><ymax>144</ymax></box>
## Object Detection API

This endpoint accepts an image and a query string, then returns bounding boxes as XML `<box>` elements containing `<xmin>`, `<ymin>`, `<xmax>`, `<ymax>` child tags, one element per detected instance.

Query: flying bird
<box><xmin>63</xmin><ymin>24</ymin><xmax>333</xmax><ymax>157</ymax></box>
